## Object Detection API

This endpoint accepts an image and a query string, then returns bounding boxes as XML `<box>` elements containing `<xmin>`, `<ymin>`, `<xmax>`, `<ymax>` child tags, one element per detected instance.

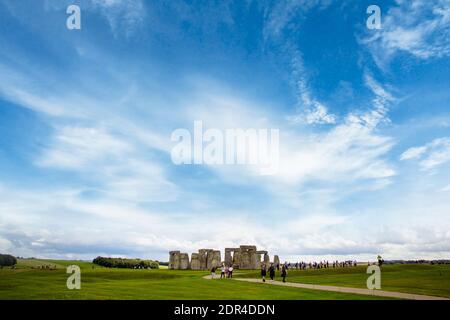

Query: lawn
<box><xmin>234</xmin><ymin>264</ymin><xmax>450</xmax><ymax>298</ymax></box>
<box><xmin>0</xmin><ymin>259</ymin><xmax>389</xmax><ymax>300</ymax></box>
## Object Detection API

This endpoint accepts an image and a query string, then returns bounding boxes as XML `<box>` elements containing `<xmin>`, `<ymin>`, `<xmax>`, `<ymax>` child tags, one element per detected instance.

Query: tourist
<box><xmin>261</xmin><ymin>263</ymin><xmax>267</xmax><ymax>282</ymax></box>
<box><xmin>211</xmin><ymin>266</ymin><xmax>216</xmax><ymax>279</ymax></box>
<box><xmin>228</xmin><ymin>265</ymin><xmax>233</xmax><ymax>278</ymax></box>
<box><xmin>220</xmin><ymin>263</ymin><xmax>226</xmax><ymax>279</ymax></box>
<box><xmin>225</xmin><ymin>265</ymin><xmax>229</xmax><ymax>278</ymax></box>
<box><xmin>281</xmin><ymin>264</ymin><xmax>287</xmax><ymax>283</ymax></box>
<box><xmin>269</xmin><ymin>263</ymin><xmax>275</xmax><ymax>280</ymax></box>
<box><xmin>377</xmin><ymin>255</ymin><xmax>384</xmax><ymax>267</ymax></box>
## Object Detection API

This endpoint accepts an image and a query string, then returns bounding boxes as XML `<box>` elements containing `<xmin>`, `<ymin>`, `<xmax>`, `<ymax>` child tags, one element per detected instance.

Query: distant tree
<box><xmin>0</xmin><ymin>254</ymin><xmax>17</xmax><ymax>267</ymax></box>
<box><xmin>93</xmin><ymin>256</ymin><xmax>159</xmax><ymax>269</ymax></box>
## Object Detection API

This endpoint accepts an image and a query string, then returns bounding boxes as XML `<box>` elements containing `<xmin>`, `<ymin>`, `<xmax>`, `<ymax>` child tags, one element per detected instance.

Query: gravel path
<box><xmin>203</xmin><ymin>274</ymin><xmax>449</xmax><ymax>300</ymax></box>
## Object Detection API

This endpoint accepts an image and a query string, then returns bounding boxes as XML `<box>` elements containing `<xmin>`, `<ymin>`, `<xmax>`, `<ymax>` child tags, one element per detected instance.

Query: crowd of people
<box><xmin>211</xmin><ymin>259</ymin><xmax>359</xmax><ymax>283</ymax></box>
<box><xmin>284</xmin><ymin>260</ymin><xmax>358</xmax><ymax>270</ymax></box>
<box><xmin>210</xmin><ymin>264</ymin><xmax>234</xmax><ymax>279</ymax></box>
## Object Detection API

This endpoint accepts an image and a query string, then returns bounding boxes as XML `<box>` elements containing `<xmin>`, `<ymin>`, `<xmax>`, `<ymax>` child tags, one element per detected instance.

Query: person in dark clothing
<box><xmin>377</xmin><ymin>255</ymin><xmax>384</xmax><ymax>267</ymax></box>
<box><xmin>261</xmin><ymin>263</ymin><xmax>267</xmax><ymax>282</ymax></box>
<box><xmin>281</xmin><ymin>264</ymin><xmax>287</xmax><ymax>283</ymax></box>
<box><xmin>269</xmin><ymin>263</ymin><xmax>275</xmax><ymax>280</ymax></box>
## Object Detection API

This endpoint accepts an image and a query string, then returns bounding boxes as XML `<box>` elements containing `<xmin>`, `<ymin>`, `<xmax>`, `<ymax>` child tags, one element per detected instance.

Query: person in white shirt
<box><xmin>228</xmin><ymin>266</ymin><xmax>234</xmax><ymax>278</ymax></box>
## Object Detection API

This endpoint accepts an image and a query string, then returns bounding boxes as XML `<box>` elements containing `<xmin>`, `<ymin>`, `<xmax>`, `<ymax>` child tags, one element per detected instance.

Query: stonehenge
<box><xmin>179</xmin><ymin>253</ymin><xmax>190</xmax><ymax>269</ymax></box>
<box><xmin>169</xmin><ymin>245</ymin><xmax>279</xmax><ymax>270</ymax></box>
<box><xmin>274</xmin><ymin>255</ymin><xmax>280</xmax><ymax>266</ymax></box>
<box><xmin>169</xmin><ymin>251</ymin><xmax>181</xmax><ymax>269</ymax></box>
<box><xmin>190</xmin><ymin>253</ymin><xmax>201</xmax><ymax>270</ymax></box>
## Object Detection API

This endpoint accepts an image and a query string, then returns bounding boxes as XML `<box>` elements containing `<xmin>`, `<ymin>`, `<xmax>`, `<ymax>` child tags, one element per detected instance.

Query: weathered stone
<box><xmin>205</xmin><ymin>249</ymin><xmax>215</xmax><ymax>269</ymax></box>
<box><xmin>169</xmin><ymin>245</ymin><xmax>277</xmax><ymax>270</ymax></box>
<box><xmin>264</xmin><ymin>253</ymin><xmax>270</xmax><ymax>265</ymax></box>
<box><xmin>179</xmin><ymin>253</ymin><xmax>190</xmax><ymax>270</ymax></box>
<box><xmin>225</xmin><ymin>248</ymin><xmax>233</xmax><ymax>266</ymax></box>
<box><xmin>198</xmin><ymin>249</ymin><xmax>208</xmax><ymax>270</ymax></box>
<box><xmin>210</xmin><ymin>250</ymin><xmax>221</xmax><ymax>268</ymax></box>
<box><xmin>169</xmin><ymin>251</ymin><xmax>180</xmax><ymax>270</ymax></box>
<box><xmin>191</xmin><ymin>253</ymin><xmax>201</xmax><ymax>270</ymax></box>
<box><xmin>239</xmin><ymin>245</ymin><xmax>258</xmax><ymax>269</ymax></box>
<box><xmin>233</xmin><ymin>250</ymin><xmax>241</xmax><ymax>267</ymax></box>
<box><xmin>256</xmin><ymin>253</ymin><xmax>261</xmax><ymax>266</ymax></box>
<box><xmin>273</xmin><ymin>255</ymin><xmax>280</xmax><ymax>266</ymax></box>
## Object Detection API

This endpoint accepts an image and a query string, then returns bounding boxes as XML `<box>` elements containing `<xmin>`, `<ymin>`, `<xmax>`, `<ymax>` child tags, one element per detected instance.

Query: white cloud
<box><xmin>278</xmin><ymin>73</ymin><xmax>395</xmax><ymax>184</ymax></box>
<box><xmin>363</xmin><ymin>0</ymin><xmax>450</xmax><ymax>65</ymax></box>
<box><xmin>0</xmin><ymin>237</ymin><xmax>13</xmax><ymax>252</ymax></box>
<box><xmin>288</xmin><ymin>52</ymin><xmax>337</xmax><ymax>125</ymax></box>
<box><xmin>36</xmin><ymin>125</ymin><xmax>178</xmax><ymax>202</ymax></box>
<box><xmin>37</xmin><ymin>126</ymin><xmax>132</xmax><ymax>169</ymax></box>
<box><xmin>279</xmin><ymin>110</ymin><xmax>395</xmax><ymax>184</ymax></box>
<box><xmin>90</xmin><ymin>0</ymin><xmax>146</xmax><ymax>37</ymax></box>
<box><xmin>2</xmin><ymin>184</ymin><xmax>449</xmax><ymax>261</ymax></box>
<box><xmin>401</xmin><ymin>137</ymin><xmax>450</xmax><ymax>170</ymax></box>
<box><xmin>262</xmin><ymin>0</ymin><xmax>332</xmax><ymax>42</ymax></box>
<box><xmin>400</xmin><ymin>146</ymin><xmax>428</xmax><ymax>160</ymax></box>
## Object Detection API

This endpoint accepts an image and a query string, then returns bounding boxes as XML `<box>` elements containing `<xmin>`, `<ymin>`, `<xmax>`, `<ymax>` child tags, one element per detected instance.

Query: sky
<box><xmin>0</xmin><ymin>0</ymin><xmax>449</xmax><ymax>262</ymax></box>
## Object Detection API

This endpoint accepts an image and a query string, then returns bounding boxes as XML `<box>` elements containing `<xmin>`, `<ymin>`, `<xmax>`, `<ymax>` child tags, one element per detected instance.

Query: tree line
<box><xmin>0</xmin><ymin>254</ymin><xmax>17</xmax><ymax>267</ymax></box>
<box><xmin>93</xmin><ymin>256</ymin><xmax>159</xmax><ymax>269</ymax></box>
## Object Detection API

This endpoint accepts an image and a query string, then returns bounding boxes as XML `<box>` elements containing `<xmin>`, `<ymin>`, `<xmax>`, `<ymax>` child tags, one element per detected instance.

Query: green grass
<box><xmin>0</xmin><ymin>259</ymin><xmax>390</xmax><ymax>300</ymax></box>
<box><xmin>234</xmin><ymin>264</ymin><xmax>450</xmax><ymax>298</ymax></box>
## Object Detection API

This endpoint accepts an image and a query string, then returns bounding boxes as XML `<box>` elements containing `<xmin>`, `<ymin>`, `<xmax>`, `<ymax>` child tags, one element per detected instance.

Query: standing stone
<box><xmin>225</xmin><ymin>248</ymin><xmax>233</xmax><ymax>266</ymax></box>
<box><xmin>256</xmin><ymin>251</ymin><xmax>268</xmax><ymax>268</ymax></box>
<box><xmin>240</xmin><ymin>248</ymin><xmax>250</xmax><ymax>269</ymax></box>
<box><xmin>205</xmin><ymin>249</ymin><xmax>215</xmax><ymax>269</ymax></box>
<box><xmin>191</xmin><ymin>253</ymin><xmax>201</xmax><ymax>270</ymax></box>
<box><xmin>169</xmin><ymin>251</ymin><xmax>181</xmax><ymax>269</ymax></box>
<box><xmin>264</xmin><ymin>253</ymin><xmax>270</xmax><ymax>265</ymax></box>
<box><xmin>239</xmin><ymin>245</ymin><xmax>257</xmax><ymax>269</ymax></box>
<box><xmin>211</xmin><ymin>250</ymin><xmax>221</xmax><ymax>268</ymax></box>
<box><xmin>198</xmin><ymin>249</ymin><xmax>208</xmax><ymax>270</ymax></box>
<box><xmin>273</xmin><ymin>255</ymin><xmax>280</xmax><ymax>266</ymax></box>
<box><xmin>233</xmin><ymin>250</ymin><xmax>241</xmax><ymax>268</ymax></box>
<box><xmin>179</xmin><ymin>253</ymin><xmax>190</xmax><ymax>270</ymax></box>
<box><xmin>256</xmin><ymin>253</ymin><xmax>262</xmax><ymax>267</ymax></box>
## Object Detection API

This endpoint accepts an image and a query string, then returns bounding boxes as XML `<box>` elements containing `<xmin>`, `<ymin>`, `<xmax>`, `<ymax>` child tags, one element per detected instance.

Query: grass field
<box><xmin>234</xmin><ymin>264</ymin><xmax>450</xmax><ymax>298</ymax></box>
<box><xmin>1</xmin><ymin>259</ymin><xmax>448</xmax><ymax>300</ymax></box>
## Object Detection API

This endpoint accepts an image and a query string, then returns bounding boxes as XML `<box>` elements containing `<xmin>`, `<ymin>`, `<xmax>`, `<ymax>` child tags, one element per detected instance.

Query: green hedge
<box><xmin>0</xmin><ymin>254</ymin><xmax>17</xmax><ymax>267</ymax></box>
<box><xmin>93</xmin><ymin>256</ymin><xmax>159</xmax><ymax>269</ymax></box>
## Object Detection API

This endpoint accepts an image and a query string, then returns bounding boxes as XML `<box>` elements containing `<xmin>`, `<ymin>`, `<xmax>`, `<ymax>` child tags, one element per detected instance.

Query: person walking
<box><xmin>281</xmin><ymin>264</ymin><xmax>287</xmax><ymax>283</ymax></box>
<box><xmin>220</xmin><ymin>263</ymin><xmax>226</xmax><ymax>279</ymax></box>
<box><xmin>269</xmin><ymin>263</ymin><xmax>275</xmax><ymax>281</ymax></box>
<box><xmin>228</xmin><ymin>265</ymin><xmax>233</xmax><ymax>278</ymax></box>
<box><xmin>260</xmin><ymin>263</ymin><xmax>267</xmax><ymax>282</ymax></box>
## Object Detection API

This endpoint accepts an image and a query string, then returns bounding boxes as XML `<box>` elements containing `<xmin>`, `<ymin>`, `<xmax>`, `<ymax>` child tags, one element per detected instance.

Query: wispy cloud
<box><xmin>1</xmin><ymin>1</ymin><xmax>449</xmax><ymax>261</ymax></box>
<box><xmin>362</xmin><ymin>0</ymin><xmax>450</xmax><ymax>66</ymax></box>
<box><xmin>90</xmin><ymin>0</ymin><xmax>146</xmax><ymax>37</ymax></box>
<box><xmin>401</xmin><ymin>137</ymin><xmax>450</xmax><ymax>171</ymax></box>
<box><xmin>287</xmin><ymin>52</ymin><xmax>337</xmax><ymax>125</ymax></box>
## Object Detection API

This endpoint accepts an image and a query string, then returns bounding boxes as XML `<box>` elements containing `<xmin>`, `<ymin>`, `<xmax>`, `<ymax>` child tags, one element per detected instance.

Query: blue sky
<box><xmin>0</xmin><ymin>0</ymin><xmax>450</xmax><ymax>262</ymax></box>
